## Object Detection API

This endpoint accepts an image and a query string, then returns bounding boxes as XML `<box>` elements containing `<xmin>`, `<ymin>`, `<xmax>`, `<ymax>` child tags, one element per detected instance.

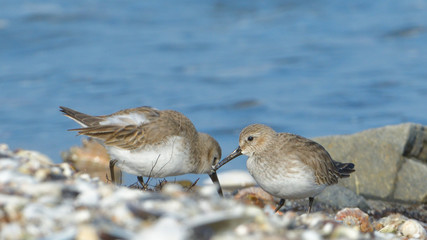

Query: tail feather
<box><xmin>60</xmin><ymin>106</ymin><xmax>103</xmax><ymax>127</ymax></box>
<box><xmin>333</xmin><ymin>160</ymin><xmax>355</xmax><ymax>178</ymax></box>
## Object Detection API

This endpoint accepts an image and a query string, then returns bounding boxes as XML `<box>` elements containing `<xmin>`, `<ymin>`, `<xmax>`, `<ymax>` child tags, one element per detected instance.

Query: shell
<box><xmin>76</xmin><ymin>224</ymin><xmax>99</xmax><ymax>240</ymax></box>
<box><xmin>15</xmin><ymin>149</ymin><xmax>53</xmax><ymax>165</ymax></box>
<box><xmin>329</xmin><ymin>225</ymin><xmax>361</xmax><ymax>239</ymax></box>
<box><xmin>335</xmin><ymin>208</ymin><xmax>373</xmax><ymax>233</ymax></box>
<box><xmin>375</xmin><ymin>213</ymin><xmax>407</xmax><ymax>233</ymax></box>
<box><xmin>399</xmin><ymin>219</ymin><xmax>427</xmax><ymax>239</ymax></box>
<box><xmin>234</xmin><ymin>187</ymin><xmax>275</xmax><ymax>209</ymax></box>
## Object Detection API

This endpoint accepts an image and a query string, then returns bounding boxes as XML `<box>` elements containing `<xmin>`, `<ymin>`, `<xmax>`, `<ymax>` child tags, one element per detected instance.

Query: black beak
<box><xmin>208</xmin><ymin>170</ymin><xmax>223</xmax><ymax>196</ymax></box>
<box><xmin>214</xmin><ymin>146</ymin><xmax>242</xmax><ymax>171</ymax></box>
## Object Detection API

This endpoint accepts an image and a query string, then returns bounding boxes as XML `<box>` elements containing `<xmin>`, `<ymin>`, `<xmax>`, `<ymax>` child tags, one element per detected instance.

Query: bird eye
<box><xmin>247</xmin><ymin>136</ymin><xmax>254</xmax><ymax>141</ymax></box>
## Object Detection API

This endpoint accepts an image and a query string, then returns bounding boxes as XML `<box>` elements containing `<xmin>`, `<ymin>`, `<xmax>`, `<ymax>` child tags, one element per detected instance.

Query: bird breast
<box><xmin>246</xmin><ymin>155</ymin><xmax>326</xmax><ymax>199</ymax></box>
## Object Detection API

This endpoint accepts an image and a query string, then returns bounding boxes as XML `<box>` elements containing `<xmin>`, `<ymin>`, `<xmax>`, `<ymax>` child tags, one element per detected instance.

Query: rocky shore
<box><xmin>1</xmin><ymin>123</ymin><xmax>427</xmax><ymax>239</ymax></box>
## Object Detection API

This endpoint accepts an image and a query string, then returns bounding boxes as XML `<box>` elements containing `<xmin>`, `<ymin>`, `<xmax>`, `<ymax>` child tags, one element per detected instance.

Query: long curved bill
<box><xmin>208</xmin><ymin>170</ymin><xmax>223</xmax><ymax>196</ymax></box>
<box><xmin>214</xmin><ymin>146</ymin><xmax>242</xmax><ymax>171</ymax></box>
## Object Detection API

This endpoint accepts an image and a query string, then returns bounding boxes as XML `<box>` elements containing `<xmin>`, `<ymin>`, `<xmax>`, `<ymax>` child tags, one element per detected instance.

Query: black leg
<box><xmin>307</xmin><ymin>197</ymin><xmax>314</xmax><ymax>214</ymax></box>
<box><xmin>274</xmin><ymin>199</ymin><xmax>285</xmax><ymax>213</ymax></box>
<box><xmin>109</xmin><ymin>159</ymin><xmax>118</xmax><ymax>183</ymax></box>
<box><xmin>137</xmin><ymin>176</ymin><xmax>144</xmax><ymax>186</ymax></box>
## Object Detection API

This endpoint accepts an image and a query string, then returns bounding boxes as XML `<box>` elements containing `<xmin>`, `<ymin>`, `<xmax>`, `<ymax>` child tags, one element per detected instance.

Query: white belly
<box><xmin>247</xmin><ymin>157</ymin><xmax>326</xmax><ymax>199</ymax></box>
<box><xmin>106</xmin><ymin>136</ymin><xmax>193</xmax><ymax>178</ymax></box>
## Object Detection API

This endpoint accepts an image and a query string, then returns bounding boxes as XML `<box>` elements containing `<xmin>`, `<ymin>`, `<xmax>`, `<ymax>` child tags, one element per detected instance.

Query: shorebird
<box><xmin>60</xmin><ymin>106</ymin><xmax>223</xmax><ymax>195</ymax></box>
<box><xmin>215</xmin><ymin>124</ymin><xmax>355</xmax><ymax>213</ymax></box>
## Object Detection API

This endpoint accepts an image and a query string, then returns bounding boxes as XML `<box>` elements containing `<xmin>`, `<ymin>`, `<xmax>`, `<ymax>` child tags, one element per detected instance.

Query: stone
<box><xmin>61</xmin><ymin>138</ymin><xmax>122</xmax><ymax>184</ymax></box>
<box><xmin>316</xmin><ymin>185</ymin><xmax>370</xmax><ymax>212</ymax></box>
<box><xmin>314</xmin><ymin>123</ymin><xmax>427</xmax><ymax>203</ymax></box>
<box><xmin>393</xmin><ymin>158</ymin><xmax>427</xmax><ymax>203</ymax></box>
<box><xmin>203</xmin><ymin>170</ymin><xmax>256</xmax><ymax>192</ymax></box>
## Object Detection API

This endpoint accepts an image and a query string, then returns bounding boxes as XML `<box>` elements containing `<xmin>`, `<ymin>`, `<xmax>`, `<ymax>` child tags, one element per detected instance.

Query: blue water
<box><xmin>1</xmin><ymin>1</ymin><xmax>427</xmax><ymax>184</ymax></box>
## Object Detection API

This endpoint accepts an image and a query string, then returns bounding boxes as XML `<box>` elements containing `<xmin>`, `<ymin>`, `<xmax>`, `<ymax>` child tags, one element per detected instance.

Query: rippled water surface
<box><xmin>1</xmin><ymin>0</ymin><xmax>426</xmax><ymax>183</ymax></box>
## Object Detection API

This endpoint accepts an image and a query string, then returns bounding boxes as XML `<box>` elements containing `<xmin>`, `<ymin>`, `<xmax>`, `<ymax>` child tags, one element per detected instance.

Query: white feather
<box><xmin>106</xmin><ymin>136</ymin><xmax>193</xmax><ymax>178</ymax></box>
<box><xmin>100</xmin><ymin>112</ymin><xmax>149</xmax><ymax>126</ymax></box>
<box><xmin>247</xmin><ymin>157</ymin><xmax>326</xmax><ymax>199</ymax></box>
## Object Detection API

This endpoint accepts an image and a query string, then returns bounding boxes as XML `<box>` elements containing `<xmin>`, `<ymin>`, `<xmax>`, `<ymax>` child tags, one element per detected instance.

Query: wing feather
<box><xmin>279</xmin><ymin>133</ymin><xmax>341</xmax><ymax>185</ymax></box>
<box><xmin>68</xmin><ymin>108</ymin><xmax>198</xmax><ymax>150</ymax></box>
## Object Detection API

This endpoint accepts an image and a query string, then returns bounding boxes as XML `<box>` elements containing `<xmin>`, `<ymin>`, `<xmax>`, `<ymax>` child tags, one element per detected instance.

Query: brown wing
<box><xmin>70</xmin><ymin>108</ymin><xmax>198</xmax><ymax>150</ymax></box>
<box><xmin>279</xmin><ymin>133</ymin><xmax>340</xmax><ymax>185</ymax></box>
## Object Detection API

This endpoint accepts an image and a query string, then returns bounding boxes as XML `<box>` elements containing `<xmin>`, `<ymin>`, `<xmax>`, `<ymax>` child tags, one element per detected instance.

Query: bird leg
<box><xmin>109</xmin><ymin>159</ymin><xmax>118</xmax><ymax>184</ymax></box>
<box><xmin>137</xmin><ymin>176</ymin><xmax>145</xmax><ymax>188</ymax></box>
<box><xmin>274</xmin><ymin>199</ymin><xmax>285</xmax><ymax>213</ymax></box>
<box><xmin>307</xmin><ymin>197</ymin><xmax>314</xmax><ymax>214</ymax></box>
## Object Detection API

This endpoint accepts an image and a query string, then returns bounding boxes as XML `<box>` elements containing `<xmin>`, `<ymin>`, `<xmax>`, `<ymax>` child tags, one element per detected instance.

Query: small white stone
<box><xmin>0</xmin><ymin>223</ymin><xmax>24</xmax><ymax>239</ymax></box>
<box><xmin>203</xmin><ymin>170</ymin><xmax>256</xmax><ymax>192</ymax></box>
<box><xmin>235</xmin><ymin>224</ymin><xmax>249</xmax><ymax>236</ymax></box>
<box><xmin>0</xmin><ymin>170</ymin><xmax>35</xmax><ymax>184</ymax></box>
<box><xmin>76</xmin><ymin>225</ymin><xmax>99</xmax><ymax>240</ymax></box>
<box><xmin>59</xmin><ymin>163</ymin><xmax>75</xmax><ymax>177</ymax></box>
<box><xmin>331</xmin><ymin>225</ymin><xmax>361</xmax><ymax>239</ymax></box>
<box><xmin>162</xmin><ymin>183</ymin><xmax>183</xmax><ymax>195</ymax></box>
<box><xmin>20</xmin><ymin>182</ymin><xmax>62</xmax><ymax>198</ymax></box>
<box><xmin>75</xmin><ymin>182</ymin><xmax>100</xmax><ymax>207</ymax></box>
<box><xmin>0</xmin><ymin>158</ymin><xmax>18</xmax><ymax>170</ymax></box>
<box><xmin>0</xmin><ymin>143</ymin><xmax>10</xmax><ymax>151</ymax></box>
<box><xmin>15</xmin><ymin>150</ymin><xmax>52</xmax><ymax>165</ymax></box>
<box><xmin>108</xmin><ymin>203</ymin><xmax>134</xmax><ymax>226</ymax></box>
<box><xmin>73</xmin><ymin>209</ymin><xmax>92</xmax><ymax>223</ymax></box>
<box><xmin>0</xmin><ymin>194</ymin><xmax>29</xmax><ymax>221</ymax></box>
<box><xmin>135</xmin><ymin>217</ymin><xmax>187</xmax><ymax>240</ymax></box>
<box><xmin>321</xmin><ymin>222</ymin><xmax>334</xmax><ymax>235</ymax></box>
<box><xmin>198</xmin><ymin>185</ymin><xmax>219</xmax><ymax>198</ymax></box>
<box><xmin>34</xmin><ymin>168</ymin><xmax>50</xmax><ymax>181</ymax></box>
<box><xmin>101</xmin><ymin>187</ymin><xmax>142</xmax><ymax>208</ymax></box>
<box><xmin>50</xmin><ymin>166</ymin><xmax>62</xmax><ymax>175</ymax></box>
<box><xmin>78</xmin><ymin>173</ymin><xmax>92</xmax><ymax>181</ymax></box>
<box><xmin>302</xmin><ymin>230</ymin><xmax>322</xmax><ymax>240</ymax></box>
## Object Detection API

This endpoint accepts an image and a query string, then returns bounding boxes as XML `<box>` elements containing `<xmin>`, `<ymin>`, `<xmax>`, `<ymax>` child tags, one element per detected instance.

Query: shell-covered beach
<box><xmin>1</xmin><ymin>123</ymin><xmax>426</xmax><ymax>239</ymax></box>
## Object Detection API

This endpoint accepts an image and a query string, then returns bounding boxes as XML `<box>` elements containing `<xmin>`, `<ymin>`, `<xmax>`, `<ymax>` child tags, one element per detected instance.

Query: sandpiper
<box><xmin>60</xmin><ymin>106</ymin><xmax>223</xmax><ymax>195</ymax></box>
<box><xmin>215</xmin><ymin>124</ymin><xmax>355</xmax><ymax>213</ymax></box>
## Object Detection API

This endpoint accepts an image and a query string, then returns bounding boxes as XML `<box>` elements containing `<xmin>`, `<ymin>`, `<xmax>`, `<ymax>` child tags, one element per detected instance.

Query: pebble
<box><xmin>0</xmin><ymin>143</ymin><xmax>426</xmax><ymax>240</ymax></box>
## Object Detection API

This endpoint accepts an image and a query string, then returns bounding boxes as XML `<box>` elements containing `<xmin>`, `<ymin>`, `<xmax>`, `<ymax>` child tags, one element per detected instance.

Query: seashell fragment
<box><xmin>330</xmin><ymin>225</ymin><xmax>361</xmax><ymax>239</ymax></box>
<box><xmin>399</xmin><ymin>219</ymin><xmax>427</xmax><ymax>239</ymax></box>
<box><xmin>375</xmin><ymin>213</ymin><xmax>407</xmax><ymax>233</ymax></box>
<box><xmin>234</xmin><ymin>187</ymin><xmax>275</xmax><ymax>209</ymax></box>
<box><xmin>15</xmin><ymin>149</ymin><xmax>53</xmax><ymax>165</ymax></box>
<box><xmin>335</xmin><ymin>208</ymin><xmax>373</xmax><ymax>233</ymax></box>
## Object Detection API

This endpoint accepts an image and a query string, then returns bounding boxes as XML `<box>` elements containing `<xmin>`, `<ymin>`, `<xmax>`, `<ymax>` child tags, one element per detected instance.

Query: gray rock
<box><xmin>316</xmin><ymin>185</ymin><xmax>370</xmax><ymax>212</ymax></box>
<box><xmin>393</xmin><ymin>158</ymin><xmax>427</xmax><ymax>203</ymax></box>
<box><xmin>313</xmin><ymin>123</ymin><xmax>427</xmax><ymax>203</ymax></box>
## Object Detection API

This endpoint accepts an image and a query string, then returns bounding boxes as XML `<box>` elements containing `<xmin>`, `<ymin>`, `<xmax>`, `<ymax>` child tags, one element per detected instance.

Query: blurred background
<box><xmin>1</xmin><ymin>0</ymin><xmax>426</xmax><ymax>184</ymax></box>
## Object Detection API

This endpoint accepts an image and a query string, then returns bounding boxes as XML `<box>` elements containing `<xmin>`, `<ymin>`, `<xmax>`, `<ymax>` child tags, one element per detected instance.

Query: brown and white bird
<box><xmin>60</xmin><ymin>106</ymin><xmax>223</xmax><ymax>195</ymax></box>
<box><xmin>215</xmin><ymin>124</ymin><xmax>354</xmax><ymax>213</ymax></box>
